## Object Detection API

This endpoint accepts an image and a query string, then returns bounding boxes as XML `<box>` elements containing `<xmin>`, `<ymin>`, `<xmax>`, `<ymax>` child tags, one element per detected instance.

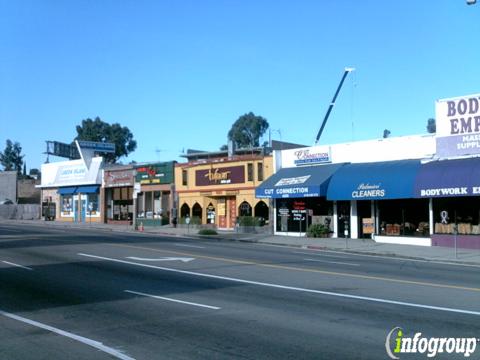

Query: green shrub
<box><xmin>198</xmin><ymin>229</ymin><xmax>218</xmax><ymax>236</ymax></box>
<box><xmin>306</xmin><ymin>224</ymin><xmax>330</xmax><ymax>238</ymax></box>
<box><xmin>238</xmin><ymin>216</ymin><xmax>261</xmax><ymax>227</ymax></box>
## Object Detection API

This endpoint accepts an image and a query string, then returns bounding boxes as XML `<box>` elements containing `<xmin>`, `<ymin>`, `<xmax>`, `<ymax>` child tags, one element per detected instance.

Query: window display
<box><xmin>433</xmin><ymin>197</ymin><xmax>480</xmax><ymax>235</ymax></box>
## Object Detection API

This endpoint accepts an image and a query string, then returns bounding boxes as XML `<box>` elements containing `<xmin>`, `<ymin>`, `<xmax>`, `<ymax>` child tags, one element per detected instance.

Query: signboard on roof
<box><xmin>40</xmin><ymin>157</ymin><xmax>103</xmax><ymax>188</ymax></box>
<box><xmin>77</xmin><ymin>141</ymin><xmax>116</xmax><ymax>153</ymax></box>
<box><xmin>195</xmin><ymin>166</ymin><xmax>245</xmax><ymax>186</ymax></box>
<box><xmin>280</xmin><ymin>145</ymin><xmax>331</xmax><ymax>168</ymax></box>
<box><xmin>435</xmin><ymin>93</ymin><xmax>480</xmax><ymax>158</ymax></box>
<box><xmin>104</xmin><ymin>169</ymin><xmax>134</xmax><ymax>187</ymax></box>
<box><xmin>135</xmin><ymin>162</ymin><xmax>174</xmax><ymax>184</ymax></box>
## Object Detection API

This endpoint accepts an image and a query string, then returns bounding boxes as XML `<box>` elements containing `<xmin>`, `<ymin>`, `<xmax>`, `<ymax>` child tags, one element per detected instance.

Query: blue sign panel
<box><xmin>327</xmin><ymin>160</ymin><xmax>421</xmax><ymax>200</ymax></box>
<box><xmin>256</xmin><ymin>185</ymin><xmax>321</xmax><ymax>199</ymax></box>
<box><xmin>255</xmin><ymin>163</ymin><xmax>345</xmax><ymax>199</ymax></box>
<box><xmin>414</xmin><ymin>158</ymin><xmax>480</xmax><ymax>198</ymax></box>
<box><xmin>77</xmin><ymin>141</ymin><xmax>116</xmax><ymax>153</ymax></box>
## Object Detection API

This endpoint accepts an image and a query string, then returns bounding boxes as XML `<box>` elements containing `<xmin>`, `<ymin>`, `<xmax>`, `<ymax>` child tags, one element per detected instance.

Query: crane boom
<box><xmin>315</xmin><ymin>67</ymin><xmax>355</xmax><ymax>144</ymax></box>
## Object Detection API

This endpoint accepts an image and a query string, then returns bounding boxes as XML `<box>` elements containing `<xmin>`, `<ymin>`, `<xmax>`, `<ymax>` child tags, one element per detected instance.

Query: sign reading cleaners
<box><xmin>436</xmin><ymin>93</ymin><xmax>480</xmax><ymax>157</ymax></box>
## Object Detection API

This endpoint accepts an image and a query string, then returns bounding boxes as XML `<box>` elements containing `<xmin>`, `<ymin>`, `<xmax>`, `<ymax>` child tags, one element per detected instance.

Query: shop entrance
<box><xmin>206</xmin><ymin>203</ymin><xmax>216</xmax><ymax>224</ymax></box>
<box><xmin>337</xmin><ymin>201</ymin><xmax>350</xmax><ymax>238</ymax></box>
<box><xmin>216</xmin><ymin>197</ymin><xmax>237</xmax><ymax>229</ymax></box>
<box><xmin>357</xmin><ymin>200</ymin><xmax>372</xmax><ymax>238</ymax></box>
<box><xmin>74</xmin><ymin>197</ymin><xmax>86</xmax><ymax>223</ymax></box>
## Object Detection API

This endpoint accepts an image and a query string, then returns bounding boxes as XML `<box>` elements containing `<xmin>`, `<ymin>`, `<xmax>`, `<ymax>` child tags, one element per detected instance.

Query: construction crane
<box><xmin>315</xmin><ymin>67</ymin><xmax>355</xmax><ymax>144</ymax></box>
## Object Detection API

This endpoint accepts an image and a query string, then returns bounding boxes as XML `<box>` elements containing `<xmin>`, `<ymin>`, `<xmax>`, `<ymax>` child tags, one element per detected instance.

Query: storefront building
<box><xmin>135</xmin><ymin>162</ymin><xmax>175</xmax><ymax>227</ymax></box>
<box><xmin>38</xmin><ymin>157</ymin><xmax>103</xmax><ymax>223</ymax></box>
<box><xmin>257</xmin><ymin>92</ymin><xmax>480</xmax><ymax>249</ymax></box>
<box><xmin>175</xmin><ymin>149</ymin><xmax>273</xmax><ymax>229</ymax></box>
<box><xmin>103</xmin><ymin>165</ymin><xmax>134</xmax><ymax>225</ymax></box>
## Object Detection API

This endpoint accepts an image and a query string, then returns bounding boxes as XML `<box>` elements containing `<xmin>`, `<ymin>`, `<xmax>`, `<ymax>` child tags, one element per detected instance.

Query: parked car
<box><xmin>0</xmin><ymin>199</ymin><xmax>14</xmax><ymax>205</ymax></box>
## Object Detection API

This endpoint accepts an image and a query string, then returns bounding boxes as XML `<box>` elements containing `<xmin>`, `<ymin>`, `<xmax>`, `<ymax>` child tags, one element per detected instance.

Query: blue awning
<box><xmin>76</xmin><ymin>185</ymin><xmax>100</xmax><ymax>194</ymax></box>
<box><xmin>256</xmin><ymin>163</ymin><xmax>345</xmax><ymax>199</ymax></box>
<box><xmin>57</xmin><ymin>187</ymin><xmax>77</xmax><ymax>195</ymax></box>
<box><xmin>327</xmin><ymin>160</ymin><xmax>422</xmax><ymax>200</ymax></box>
<box><xmin>414</xmin><ymin>158</ymin><xmax>480</xmax><ymax>198</ymax></box>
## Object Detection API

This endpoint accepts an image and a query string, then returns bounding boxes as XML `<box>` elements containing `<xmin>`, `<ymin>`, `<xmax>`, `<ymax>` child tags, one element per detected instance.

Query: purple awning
<box><xmin>414</xmin><ymin>158</ymin><xmax>480</xmax><ymax>198</ymax></box>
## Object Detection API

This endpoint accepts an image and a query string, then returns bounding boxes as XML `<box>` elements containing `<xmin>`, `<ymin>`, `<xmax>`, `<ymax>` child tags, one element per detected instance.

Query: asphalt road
<box><xmin>1</xmin><ymin>223</ymin><xmax>479</xmax><ymax>359</ymax></box>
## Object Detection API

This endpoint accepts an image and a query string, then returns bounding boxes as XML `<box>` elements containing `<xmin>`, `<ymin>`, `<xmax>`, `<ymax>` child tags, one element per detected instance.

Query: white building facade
<box><xmin>257</xmin><ymin>93</ymin><xmax>480</xmax><ymax>250</ymax></box>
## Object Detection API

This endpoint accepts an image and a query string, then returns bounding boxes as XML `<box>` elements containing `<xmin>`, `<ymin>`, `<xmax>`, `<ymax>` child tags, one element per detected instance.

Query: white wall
<box><xmin>277</xmin><ymin>134</ymin><xmax>436</xmax><ymax>169</ymax></box>
<box><xmin>40</xmin><ymin>157</ymin><xmax>103</xmax><ymax>188</ymax></box>
<box><xmin>331</xmin><ymin>134</ymin><xmax>436</xmax><ymax>164</ymax></box>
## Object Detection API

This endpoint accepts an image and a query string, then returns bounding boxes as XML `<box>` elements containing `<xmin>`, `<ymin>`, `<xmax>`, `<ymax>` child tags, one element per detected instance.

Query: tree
<box><xmin>0</xmin><ymin>139</ymin><xmax>24</xmax><ymax>174</ymax></box>
<box><xmin>219</xmin><ymin>144</ymin><xmax>228</xmax><ymax>151</ymax></box>
<box><xmin>383</xmin><ymin>129</ymin><xmax>391</xmax><ymax>138</ymax></box>
<box><xmin>227</xmin><ymin>112</ymin><xmax>269</xmax><ymax>148</ymax></box>
<box><xmin>75</xmin><ymin>117</ymin><xmax>137</xmax><ymax>163</ymax></box>
<box><xmin>427</xmin><ymin>118</ymin><xmax>436</xmax><ymax>133</ymax></box>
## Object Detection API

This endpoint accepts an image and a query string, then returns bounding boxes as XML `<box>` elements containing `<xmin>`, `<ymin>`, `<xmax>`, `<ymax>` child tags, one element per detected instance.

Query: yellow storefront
<box><xmin>175</xmin><ymin>154</ymin><xmax>273</xmax><ymax>229</ymax></box>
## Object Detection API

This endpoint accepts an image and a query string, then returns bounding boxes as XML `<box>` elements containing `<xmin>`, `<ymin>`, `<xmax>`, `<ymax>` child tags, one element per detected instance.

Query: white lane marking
<box><xmin>174</xmin><ymin>243</ymin><xmax>206</xmax><ymax>249</ymax></box>
<box><xmin>0</xmin><ymin>228</ymin><xmax>22</xmax><ymax>233</ymax></box>
<box><xmin>125</xmin><ymin>290</ymin><xmax>220</xmax><ymax>310</ymax></box>
<box><xmin>303</xmin><ymin>258</ymin><xmax>360</xmax><ymax>267</ymax></box>
<box><xmin>0</xmin><ymin>309</ymin><xmax>135</xmax><ymax>360</ymax></box>
<box><xmin>293</xmin><ymin>251</ymin><xmax>349</xmax><ymax>259</ymax></box>
<box><xmin>2</xmin><ymin>261</ymin><xmax>33</xmax><ymax>271</ymax></box>
<box><xmin>126</xmin><ymin>257</ymin><xmax>195</xmax><ymax>263</ymax></box>
<box><xmin>78</xmin><ymin>253</ymin><xmax>480</xmax><ymax>317</ymax></box>
<box><xmin>270</xmin><ymin>243</ymin><xmax>480</xmax><ymax>269</ymax></box>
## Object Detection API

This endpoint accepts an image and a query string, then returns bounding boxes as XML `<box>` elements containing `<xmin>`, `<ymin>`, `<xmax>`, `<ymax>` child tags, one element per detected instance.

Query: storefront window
<box><xmin>276</xmin><ymin>198</ymin><xmax>333</xmax><ymax>233</ymax></box>
<box><xmin>192</xmin><ymin>202</ymin><xmax>202</xmax><ymax>222</ymax></box>
<box><xmin>154</xmin><ymin>191</ymin><xmax>162</xmax><ymax>218</ymax></box>
<box><xmin>378</xmin><ymin>199</ymin><xmax>429</xmax><ymax>237</ymax></box>
<box><xmin>87</xmin><ymin>194</ymin><xmax>99</xmax><ymax>215</ymax></box>
<box><xmin>180</xmin><ymin>203</ymin><xmax>190</xmax><ymax>218</ymax></box>
<box><xmin>254</xmin><ymin>201</ymin><xmax>269</xmax><ymax>225</ymax></box>
<box><xmin>433</xmin><ymin>197</ymin><xmax>480</xmax><ymax>235</ymax></box>
<box><xmin>145</xmin><ymin>192</ymin><xmax>153</xmax><ymax>218</ymax></box>
<box><xmin>182</xmin><ymin>169</ymin><xmax>188</xmax><ymax>186</ymax></box>
<box><xmin>61</xmin><ymin>195</ymin><xmax>73</xmax><ymax>213</ymax></box>
<box><xmin>257</xmin><ymin>163</ymin><xmax>263</xmax><ymax>182</ymax></box>
<box><xmin>108</xmin><ymin>187</ymin><xmax>133</xmax><ymax>221</ymax></box>
<box><xmin>207</xmin><ymin>203</ymin><xmax>215</xmax><ymax>224</ymax></box>
<box><xmin>247</xmin><ymin>163</ymin><xmax>254</xmax><ymax>182</ymax></box>
<box><xmin>137</xmin><ymin>192</ymin><xmax>144</xmax><ymax>217</ymax></box>
<box><xmin>239</xmin><ymin>201</ymin><xmax>252</xmax><ymax>216</ymax></box>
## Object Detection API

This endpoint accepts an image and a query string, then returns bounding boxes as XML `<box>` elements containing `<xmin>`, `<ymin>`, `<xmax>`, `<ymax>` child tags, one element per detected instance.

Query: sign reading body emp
<box><xmin>436</xmin><ymin>93</ymin><xmax>480</xmax><ymax>157</ymax></box>
<box><xmin>135</xmin><ymin>162</ymin><xmax>174</xmax><ymax>185</ymax></box>
<box><xmin>196</xmin><ymin>166</ymin><xmax>245</xmax><ymax>186</ymax></box>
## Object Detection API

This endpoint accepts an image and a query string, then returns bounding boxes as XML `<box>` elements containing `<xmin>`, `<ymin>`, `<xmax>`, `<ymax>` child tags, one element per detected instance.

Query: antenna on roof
<box><xmin>315</xmin><ymin>67</ymin><xmax>355</xmax><ymax>145</ymax></box>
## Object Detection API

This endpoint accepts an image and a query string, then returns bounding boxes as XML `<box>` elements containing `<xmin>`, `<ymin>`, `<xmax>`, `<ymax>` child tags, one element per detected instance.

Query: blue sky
<box><xmin>1</xmin><ymin>0</ymin><xmax>479</xmax><ymax>170</ymax></box>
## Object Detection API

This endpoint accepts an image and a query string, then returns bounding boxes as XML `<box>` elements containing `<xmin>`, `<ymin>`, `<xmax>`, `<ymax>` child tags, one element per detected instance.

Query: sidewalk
<box><xmin>3</xmin><ymin>219</ymin><xmax>480</xmax><ymax>266</ymax></box>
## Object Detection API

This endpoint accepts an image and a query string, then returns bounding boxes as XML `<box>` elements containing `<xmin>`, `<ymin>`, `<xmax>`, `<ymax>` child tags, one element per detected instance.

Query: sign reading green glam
<box><xmin>135</xmin><ymin>162</ymin><xmax>175</xmax><ymax>185</ymax></box>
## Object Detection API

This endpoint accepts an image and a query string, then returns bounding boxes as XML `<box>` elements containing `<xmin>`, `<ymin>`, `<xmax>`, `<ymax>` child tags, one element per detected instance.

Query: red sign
<box><xmin>293</xmin><ymin>201</ymin><xmax>306</xmax><ymax>210</ymax></box>
<box><xmin>104</xmin><ymin>169</ymin><xmax>134</xmax><ymax>187</ymax></box>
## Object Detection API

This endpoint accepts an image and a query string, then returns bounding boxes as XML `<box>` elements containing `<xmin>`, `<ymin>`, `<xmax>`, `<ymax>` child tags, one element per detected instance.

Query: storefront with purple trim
<box><xmin>414</xmin><ymin>157</ymin><xmax>480</xmax><ymax>250</ymax></box>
